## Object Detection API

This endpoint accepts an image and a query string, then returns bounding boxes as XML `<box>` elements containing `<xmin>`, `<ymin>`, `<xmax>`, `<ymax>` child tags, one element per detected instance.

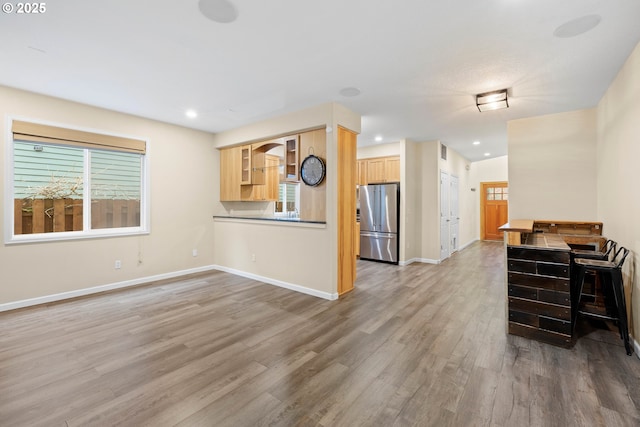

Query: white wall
<box><xmin>596</xmin><ymin>40</ymin><xmax>640</xmax><ymax>342</ymax></box>
<box><xmin>418</xmin><ymin>141</ymin><xmax>441</xmax><ymax>262</ymax></box>
<box><xmin>357</xmin><ymin>141</ymin><xmax>400</xmax><ymax>159</ymax></box>
<box><xmin>0</xmin><ymin>86</ymin><xmax>217</xmax><ymax>307</ymax></box>
<box><xmin>507</xmin><ymin>109</ymin><xmax>597</xmax><ymax>221</ymax></box>
<box><xmin>400</xmin><ymin>139</ymin><xmax>421</xmax><ymax>262</ymax></box>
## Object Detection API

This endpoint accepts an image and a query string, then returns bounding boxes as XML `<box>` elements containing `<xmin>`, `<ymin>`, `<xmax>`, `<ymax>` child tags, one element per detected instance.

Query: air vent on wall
<box><xmin>441</xmin><ymin>144</ymin><xmax>447</xmax><ymax>160</ymax></box>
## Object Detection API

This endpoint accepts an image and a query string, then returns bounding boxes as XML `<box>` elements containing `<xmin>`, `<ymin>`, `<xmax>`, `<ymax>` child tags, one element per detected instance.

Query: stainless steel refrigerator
<box><xmin>359</xmin><ymin>183</ymin><xmax>399</xmax><ymax>264</ymax></box>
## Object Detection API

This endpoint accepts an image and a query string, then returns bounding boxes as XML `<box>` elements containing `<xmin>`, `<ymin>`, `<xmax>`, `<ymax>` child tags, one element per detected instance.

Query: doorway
<box><xmin>440</xmin><ymin>171</ymin><xmax>460</xmax><ymax>261</ymax></box>
<box><xmin>480</xmin><ymin>181</ymin><xmax>508</xmax><ymax>241</ymax></box>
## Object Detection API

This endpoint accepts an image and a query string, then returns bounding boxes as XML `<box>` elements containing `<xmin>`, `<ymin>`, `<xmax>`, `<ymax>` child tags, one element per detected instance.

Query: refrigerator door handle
<box><xmin>360</xmin><ymin>232</ymin><xmax>394</xmax><ymax>238</ymax></box>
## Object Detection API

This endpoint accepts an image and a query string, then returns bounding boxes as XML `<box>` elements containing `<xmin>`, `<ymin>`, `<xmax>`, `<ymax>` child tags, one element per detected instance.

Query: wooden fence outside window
<box><xmin>14</xmin><ymin>199</ymin><xmax>141</xmax><ymax>234</ymax></box>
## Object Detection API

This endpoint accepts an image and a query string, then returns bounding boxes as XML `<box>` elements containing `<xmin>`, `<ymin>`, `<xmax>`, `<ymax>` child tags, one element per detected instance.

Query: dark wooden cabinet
<box><xmin>506</xmin><ymin>246</ymin><xmax>572</xmax><ymax>347</ymax></box>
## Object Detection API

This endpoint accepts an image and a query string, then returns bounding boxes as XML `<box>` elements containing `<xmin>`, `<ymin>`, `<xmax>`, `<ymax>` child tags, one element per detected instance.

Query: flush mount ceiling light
<box><xmin>198</xmin><ymin>0</ymin><xmax>238</xmax><ymax>24</ymax></box>
<box><xmin>375</xmin><ymin>135</ymin><xmax>383</xmax><ymax>142</ymax></box>
<box><xmin>476</xmin><ymin>89</ymin><xmax>509</xmax><ymax>112</ymax></box>
<box><xmin>185</xmin><ymin>109</ymin><xmax>198</xmax><ymax>119</ymax></box>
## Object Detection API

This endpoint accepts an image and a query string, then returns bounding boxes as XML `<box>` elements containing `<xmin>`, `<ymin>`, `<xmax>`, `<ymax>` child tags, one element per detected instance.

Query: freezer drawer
<box><xmin>360</xmin><ymin>232</ymin><xmax>398</xmax><ymax>264</ymax></box>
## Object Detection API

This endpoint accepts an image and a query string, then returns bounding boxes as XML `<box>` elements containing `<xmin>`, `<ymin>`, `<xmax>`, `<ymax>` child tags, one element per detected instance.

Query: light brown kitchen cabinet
<box><xmin>363</xmin><ymin>155</ymin><xmax>400</xmax><ymax>184</ymax></box>
<box><xmin>240</xmin><ymin>145</ymin><xmax>252</xmax><ymax>185</ymax></box>
<box><xmin>220</xmin><ymin>146</ymin><xmax>243</xmax><ymax>201</ymax></box>
<box><xmin>219</xmin><ymin>147</ymin><xmax>279</xmax><ymax>202</ymax></box>
<box><xmin>366</xmin><ymin>158</ymin><xmax>386</xmax><ymax>183</ymax></box>
<box><xmin>357</xmin><ymin>159</ymin><xmax>368</xmax><ymax>186</ymax></box>
<box><xmin>384</xmin><ymin>156</ymin><xmax>400</xmax><ymax>182</ymax></box>
<box><xmin>284</xmin><ymin>135</ymin><xmax>299</xmax><ymax>182</ymax></box>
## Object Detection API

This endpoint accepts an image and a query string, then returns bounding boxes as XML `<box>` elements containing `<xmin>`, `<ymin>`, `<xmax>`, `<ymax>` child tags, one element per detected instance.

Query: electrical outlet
<box><xmin>192</xmin><ymin>249</ymin><xmax>198</xmax><ymax>257</ymax></box>
<box><xmin>115</xmin><ymin>260</ymin><xmax>122</xmax><ymax>269</ymax></box>
<box><xmin>251</xmin><ymin>253</ymin><xmax>256</xmax><ymax>262</ymax></box>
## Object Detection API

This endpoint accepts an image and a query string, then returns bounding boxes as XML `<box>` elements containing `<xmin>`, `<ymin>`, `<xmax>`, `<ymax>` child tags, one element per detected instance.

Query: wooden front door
<box><xmin>481</xmin><ymin>181</ymin><xmax>508</xmax><ymax>241</ymax></box>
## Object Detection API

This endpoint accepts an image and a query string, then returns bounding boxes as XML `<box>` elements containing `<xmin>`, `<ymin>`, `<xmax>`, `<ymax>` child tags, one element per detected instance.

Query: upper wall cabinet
<box><xmin>219</xmin><ymin>141</ymin><xmax>281</xmax><ymax>202</ymax></box>
<box><xmin>360</xmin><ymin>155</ymin><xmax>400</xmax><ymax>184</ymax></box>
<box><xmin>284</xmin><ymin>135</ymin><xmax>299</xmax><ymax>182</ymax></box>
<box><xmin>357</xmin><ymin>160</ymin><xmax>368</xmax><ymax>186</ymax></box>
<box><xmin>240</xmin><ymin>145</ymin><xmax>252</xmax><ymax>185</ymax></box>
<box><xmin>220</xmin><ymin>145</ymin><xmax>243</xmax><ymax>201</ymax></box>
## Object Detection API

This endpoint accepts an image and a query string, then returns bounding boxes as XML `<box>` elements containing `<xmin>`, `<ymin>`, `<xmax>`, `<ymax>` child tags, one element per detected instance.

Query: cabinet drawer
<box><xmin>508</xmin><ymin>247</ymin><xmax>570</xmax><ymax>263</ymax></box>
<box><xmin>507</xmin><ymin>260</ymin><xmax>536</xmax><ymax>274</ymax></box>
<box><xmin>508</xmin><ymin>297</ymin><xmax>571</xmax><ymax>320</ymax></box>
<box><xmin>509</xmin><ymin>310</ymin><xmax>538</xmax><ymax>327</ymax></box>
<box><xmin>508</xmin><ymin>272</ymin><xmax>570</xmax><ymax>292</ymax></box>
<box><xmin>538</xmin><ymin>289</ymin><xmax>570</xmax><ymax>306</ymax></box>
<box><xmin>537</xmin><ymin>262</ymin><xmax>570</xmax><ymax>278</ymax></box>
<box><xmin>508</xmin><ymin>285</ymin><xmax>570</xmax><ymax>307</ymax></box>
<box><xmin>508</xmin><ymin>285</ymin><xmax>538</xmax><ymax>300</ymax></box>
<box><xmin>539</xmin><ymin>316</ymin><xmax>571</xmax><ymax>335</ymax></box>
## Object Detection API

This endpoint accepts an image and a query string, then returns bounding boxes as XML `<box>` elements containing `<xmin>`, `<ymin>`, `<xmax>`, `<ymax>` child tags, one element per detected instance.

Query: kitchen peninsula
<box><xmin>212</xmin><ymin>103</ymin><xmax>361</xmax><ymax>300</ymax></box>
<box><xmin>499</xmin><ymin>220</ymin><xmax>605</xmax><ymax>347</ymax></box>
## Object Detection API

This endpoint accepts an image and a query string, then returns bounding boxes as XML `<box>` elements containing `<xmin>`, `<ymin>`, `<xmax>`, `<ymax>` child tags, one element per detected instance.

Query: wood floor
<box><xmin>1</xmin><ymin>241</ymin><xmax>639</xmax><ymax>426</ymax></box>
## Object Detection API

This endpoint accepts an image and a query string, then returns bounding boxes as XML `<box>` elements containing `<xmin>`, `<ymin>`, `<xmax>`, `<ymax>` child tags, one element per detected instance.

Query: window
<box><xmin>6</xmin><ymin>119</ymin><xmax>148</xmax><ymax>243</ymax></box>
<box><xmin>274</xmin><ymin>182</ymin><xmax>300</xmax><ymax>217</ymax></box>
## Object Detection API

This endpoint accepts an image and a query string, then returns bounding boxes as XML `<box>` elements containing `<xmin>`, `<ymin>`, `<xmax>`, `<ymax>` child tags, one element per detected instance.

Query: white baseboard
<box><xmin>0</xmin><ymin>265</ymin><xmax>220</xmax><ymax>313</ymax></box>
<box><xmin>459</xmin><ymin>239</ymin><xmax>478</xmax><ymax>251</ymax></box>
<box><xmin>212</xmin><ymin>265</ymin><xmax>339</xmax><ymax>301</ymax></box>
<box><xmin>0</xmin><ymin>264</ymin><xmax>339</xmax><ymax>313</ymax></box>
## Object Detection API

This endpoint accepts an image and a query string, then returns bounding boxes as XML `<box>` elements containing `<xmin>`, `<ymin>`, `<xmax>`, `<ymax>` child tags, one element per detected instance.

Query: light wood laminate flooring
<box><xmin>1</xmin><ymin>241</ymin><xmax>639</xmax><ymax>426</ymax></box>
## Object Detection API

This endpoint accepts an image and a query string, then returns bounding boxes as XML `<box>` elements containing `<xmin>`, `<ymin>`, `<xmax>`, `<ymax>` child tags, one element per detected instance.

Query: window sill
<box><xmin>5</xmin><ymin>228</ymin><xmax>149</xmax><ymax>245</ymax></box>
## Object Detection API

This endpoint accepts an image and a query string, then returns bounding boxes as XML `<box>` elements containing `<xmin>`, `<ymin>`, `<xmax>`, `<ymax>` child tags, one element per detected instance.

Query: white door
<box><xmin>440</xmin><ymin>171</ymin><xmax>450</xmax><ymax>261</ymax></box>
<box><xmin>450</xmin><ymin>175</ymin><xmax>459</xmax><ymax>252</ymax></box>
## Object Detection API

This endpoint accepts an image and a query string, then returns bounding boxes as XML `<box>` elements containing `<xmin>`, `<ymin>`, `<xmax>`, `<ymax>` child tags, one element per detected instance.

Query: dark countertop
<box><xmin>213</xmin><ymin>215</ymin><xmax>326</xmax><ymax>225</ymax></box>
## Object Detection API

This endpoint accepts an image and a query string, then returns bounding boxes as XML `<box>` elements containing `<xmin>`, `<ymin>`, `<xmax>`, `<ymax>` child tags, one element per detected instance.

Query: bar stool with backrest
<box><xmin>570</xmin><ymin>239</ymin><xmax>616</xmax><ymax>309</ymax></box>
<box><xmin>572</xmin><ymin>239</ymin><xmax>616</xmax><ymax>261</ymax></box>
<box><xmin>573</xmin><ymin>246</ymin><xmax>632</xmax><ymax>355</ymax></box>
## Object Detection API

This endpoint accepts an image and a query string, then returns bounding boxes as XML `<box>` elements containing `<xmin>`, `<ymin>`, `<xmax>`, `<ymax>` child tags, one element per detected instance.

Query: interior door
<box><xmin>481</xmin><ymin>182</ymin><xmax>509</xmax><ymax>240</ymax></box>
<box><xmin>450</xmin><ymin>175</ymin><xmax>459</xmax><ymax>252</ymax></box>
<box><xmin>440</xmin><ymin>171</ymin><xmax>450</xmax><ymax>260</ymax></box>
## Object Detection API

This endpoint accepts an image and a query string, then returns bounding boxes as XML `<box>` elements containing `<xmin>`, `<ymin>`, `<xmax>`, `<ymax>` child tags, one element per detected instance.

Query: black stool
<box><xmin>571</xmin><ymin>239</ymin><xmax>616</xmax><ymax>308</ymax></box>
<box><xmin>572</xmin><ymin>239</ymin><xmax>615</xmax><ymax>261</ymax></box>
<box><xmin>574</xmin><ymin>246</ymin><xmax>632</xmax><ymax>355</ymax></box>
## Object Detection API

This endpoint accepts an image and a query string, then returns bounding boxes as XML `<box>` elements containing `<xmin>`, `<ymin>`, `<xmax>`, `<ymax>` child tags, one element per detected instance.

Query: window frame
<box><xmin>4</xmin><ymin>117</ymin><xmax>150</xmax><ymax>244</ymax></box>
<box><xmin>274</xmin><ymin>182</ymin><xmax>300</xmax><ymax>218</ymax></box>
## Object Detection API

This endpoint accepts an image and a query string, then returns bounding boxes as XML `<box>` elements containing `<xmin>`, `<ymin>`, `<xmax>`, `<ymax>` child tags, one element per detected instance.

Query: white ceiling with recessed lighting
<box><xmin>1</xmin><ymin>0</ymin><xmax>639</xmax><ymax>161</ymax></box>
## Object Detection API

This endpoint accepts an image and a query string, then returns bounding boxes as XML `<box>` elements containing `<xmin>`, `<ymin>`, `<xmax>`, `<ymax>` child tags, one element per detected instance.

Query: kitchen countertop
<box><xmin>498</xmin><ymin>219</ymin><xmax>534</xmax><ymax>233</ymax></box>
<box><xmin>213</xmin><ymin>215</ymin><xmax>326</xmax><ymax>225</ymax></box>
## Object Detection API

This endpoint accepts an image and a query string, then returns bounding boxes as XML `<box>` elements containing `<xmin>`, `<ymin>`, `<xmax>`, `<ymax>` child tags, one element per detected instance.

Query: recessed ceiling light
<box><xmin>339</xmin><ymin>87</ymin><xmax>361</xmax><ymax>97</ymax></box>
<box><xmin>473</xmin><ymin>141</ymin><xmax>480</xmax><ymax>145</ymax></box>
<box><xmin>553</xmin><ymin>15</ymin><xmax>601</xmax><ymax>38</ymax></box>
<box><xmin>198</xmin><ymin>0</ymin><xmax>238</xmax><ymax>24</ymax></box>
<box><xmin>484</xmin><ymin>152</ymin><xmax>490</xmax><ymax>157</ymax></box>
<box><xmin>186</xmin><ymin>109</ymin><xmax>198</xmax><ymax>119</ymax></box>
<box><xmin>375</xmin><ymin>135</ymin><xmax>383</xmax><ymax>142</ymax></box>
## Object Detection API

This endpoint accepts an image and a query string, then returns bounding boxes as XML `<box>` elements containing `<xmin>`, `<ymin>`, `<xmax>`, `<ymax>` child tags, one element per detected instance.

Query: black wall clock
<box><xmin>300</xmin><ymin>154</ymin><xmax>326</xmax><ymax>187</ymax></box>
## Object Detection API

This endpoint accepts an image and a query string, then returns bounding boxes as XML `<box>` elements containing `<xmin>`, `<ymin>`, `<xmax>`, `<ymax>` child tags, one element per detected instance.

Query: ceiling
<box><xmin>1</xmin><ymin>1</ymin><xmax>640</xmax><ymax>162</ymax></box>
